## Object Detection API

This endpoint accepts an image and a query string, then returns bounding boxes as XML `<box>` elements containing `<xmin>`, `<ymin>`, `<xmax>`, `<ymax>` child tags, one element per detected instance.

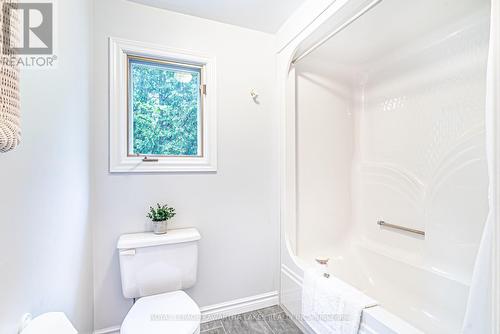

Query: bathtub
<box><xmin>278</xmin><ymin>0</ymin><xmax>490</xmax><ymax>332</ymax></box>
<box><xmin>281</xmin><ymin>239</ymin><xmax>469</xmax><ymax>333</ymax></box>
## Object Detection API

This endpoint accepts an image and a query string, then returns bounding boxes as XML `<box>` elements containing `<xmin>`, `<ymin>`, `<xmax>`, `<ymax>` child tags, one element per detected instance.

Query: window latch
<box><xmin>201</xmin><ymin>84</ymin><xmax>207</xmax><ymax>95</ymax></box>
<box><xmin>142</xmin><ymin>156</ymin><xmax>159</xmax><ymax>162</ymax></box>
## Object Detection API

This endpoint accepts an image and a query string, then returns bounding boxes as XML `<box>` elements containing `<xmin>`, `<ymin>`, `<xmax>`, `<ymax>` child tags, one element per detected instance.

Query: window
<box><xmin>109</xmin><ymin>38</ymin><xmax>217</xmax><ymax>172</ymax></box>
<box><xmin>128</xmin><ymin>56</ymin><xmax>203</xmax><ymax>157</ymax></box>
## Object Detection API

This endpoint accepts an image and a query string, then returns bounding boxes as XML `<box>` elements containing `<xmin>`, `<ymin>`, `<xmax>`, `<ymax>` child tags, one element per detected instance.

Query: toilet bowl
<box><xmin>117</xmin><ymin>228</ymin><xmax>202</xmax><ymax>333</ymax></box>
<box><xmin>19</xmin><ymin>312</ymin><xmax>77</xmax><ymax>334</ymax></box>
<box><xmin>121</xmin><ymin>291</ymin><xmax>200</xmax><ymax>334</ymax></box>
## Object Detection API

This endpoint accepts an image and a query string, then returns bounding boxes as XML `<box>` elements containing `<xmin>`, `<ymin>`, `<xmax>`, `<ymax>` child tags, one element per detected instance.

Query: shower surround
<box><xmin>278</xmin><ymin>0</ymin><xmax>491</xmax><ymax>333</ymax></box>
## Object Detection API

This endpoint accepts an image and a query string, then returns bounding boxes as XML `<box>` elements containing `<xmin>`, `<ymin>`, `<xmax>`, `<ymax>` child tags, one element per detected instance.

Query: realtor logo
<box><xmin>2</xmin><ymin>1</ymin><xmax>57</xmax><ymax>68</ymax></box>
<box><xmin>6</xmin><ymin>2</ymin><xmax>53</xmax><ymax>54</ymax></box>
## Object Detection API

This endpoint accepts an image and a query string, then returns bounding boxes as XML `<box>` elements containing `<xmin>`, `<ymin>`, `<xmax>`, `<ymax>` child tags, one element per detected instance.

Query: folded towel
<box><xmin>302</xmin><ymin>269</ymin><xmax>378</xmax><ymax>334</ymax></box>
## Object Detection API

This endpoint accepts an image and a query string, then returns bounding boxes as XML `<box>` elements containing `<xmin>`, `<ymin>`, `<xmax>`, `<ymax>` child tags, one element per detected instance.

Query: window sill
<box><xmin>110</xmin><ymin>155</ymin><xmax>217</xmax><ymax>173</ymax></box>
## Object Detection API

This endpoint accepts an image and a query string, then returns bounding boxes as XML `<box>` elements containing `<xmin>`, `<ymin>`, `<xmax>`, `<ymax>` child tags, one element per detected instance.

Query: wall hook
<box><xmin>250</xmin><ymin>89</ymin><xmax>259</xmax><ymax>101</ymax></box>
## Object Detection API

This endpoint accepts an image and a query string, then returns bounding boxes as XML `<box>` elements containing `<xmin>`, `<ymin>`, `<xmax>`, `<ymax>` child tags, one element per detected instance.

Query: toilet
<box><xmin>117</xmin><ymin>228</ymin><xmax>202</xmax><ymax>334</ymax></box>
<box><xmin>19</xmin><ymin>312</ymin><xmax>77</xmax><ymax>334</ymax></box>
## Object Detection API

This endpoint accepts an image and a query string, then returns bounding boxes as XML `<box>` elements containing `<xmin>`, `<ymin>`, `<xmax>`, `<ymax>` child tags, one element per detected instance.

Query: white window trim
<box><xmin>109</xmin><ymin>37</ymin><xmax>217</xmax><ymax>173</ymax></box>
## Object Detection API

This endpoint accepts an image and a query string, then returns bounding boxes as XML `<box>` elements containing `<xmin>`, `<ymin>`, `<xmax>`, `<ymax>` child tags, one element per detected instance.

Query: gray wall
<box><xmin>91</xmin><ymin>0</ymin><xmax>280</xmax><ymax>330</ymax></box>
<box><xmin>0</xmin><ymin>0</ymin><xmax>93</xmax><ymax>332</ymax></box>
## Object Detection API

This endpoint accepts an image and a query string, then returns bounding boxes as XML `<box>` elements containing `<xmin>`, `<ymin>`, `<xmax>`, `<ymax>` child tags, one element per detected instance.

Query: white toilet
<box><xmin>19</xmin><ymin>312</ymin><xmax>77</xmax><ymax>334</ymax></box>
<box><xmin>117</xmin><ymin>228</ymin><xmax>202</xmax><ymax>334</ymax></box>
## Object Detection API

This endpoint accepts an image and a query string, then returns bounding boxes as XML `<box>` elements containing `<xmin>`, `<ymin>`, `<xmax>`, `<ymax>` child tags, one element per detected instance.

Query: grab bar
<box><xmin>377</xmin><ymin>220</ymin><xmax>425</xmax><ymax>236</ymax></box>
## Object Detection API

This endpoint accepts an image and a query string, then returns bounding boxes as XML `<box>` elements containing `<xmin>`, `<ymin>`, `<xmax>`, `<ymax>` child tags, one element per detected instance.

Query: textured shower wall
<box><xmin>354</xmin><ymin>16</ymin><xmax>490</xmax><ymax>285</ymax></box>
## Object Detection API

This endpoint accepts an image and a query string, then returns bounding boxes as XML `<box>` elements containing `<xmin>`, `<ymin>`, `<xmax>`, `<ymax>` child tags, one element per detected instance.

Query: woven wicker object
<box><xmin>0</xmin><ymin>0</ymin><xmax>20</xmax><ymax>153</ymax></box>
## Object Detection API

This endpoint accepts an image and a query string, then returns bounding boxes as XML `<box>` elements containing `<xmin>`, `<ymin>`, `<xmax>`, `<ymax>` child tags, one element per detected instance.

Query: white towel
<box><xmin>302</xmin><ymin>269</ymin><xmax>377</xmax><ymax>334</ymax></box>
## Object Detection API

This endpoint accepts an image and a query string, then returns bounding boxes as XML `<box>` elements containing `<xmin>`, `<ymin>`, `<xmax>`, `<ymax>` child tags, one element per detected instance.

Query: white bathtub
<box><xmin>278</xmin><ymin>0</ymin><xmax>490</xmax><ymax>332</ymax></box>
<box><xmin>281</xmin><ymin>239</ymin><xmax>469</xmax><ymax>333</ymax></box>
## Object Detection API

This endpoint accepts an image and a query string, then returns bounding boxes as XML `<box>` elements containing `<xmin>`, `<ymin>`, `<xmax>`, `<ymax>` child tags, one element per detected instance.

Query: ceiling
<box><xmin>128</xmin><ymin>0</ymin><xmax>305</xmax><ymax>33</ymax></box>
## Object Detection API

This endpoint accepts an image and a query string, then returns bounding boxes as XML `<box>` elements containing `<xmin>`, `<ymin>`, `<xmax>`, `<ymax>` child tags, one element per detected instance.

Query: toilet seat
<box><xmin>121</xmin><ymin>291</ymin><xmax>201</xmax><ymax>334</ymax></box>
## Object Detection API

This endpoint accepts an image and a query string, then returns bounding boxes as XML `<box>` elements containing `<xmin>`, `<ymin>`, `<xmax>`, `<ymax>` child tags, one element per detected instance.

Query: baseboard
<box><xmin>200</xmin><ymin>291</ymin><xmax>279</xmax><ymax>323</ymax></box>
<box><xmin>92</xmin><ymin>291</ymin><xmax>279</xmax><ymax>333</ymax></box>
<box><xmin>93</xmin><ymin>325</ymin><xmax>120</xmax><ymax>334</ymax></box>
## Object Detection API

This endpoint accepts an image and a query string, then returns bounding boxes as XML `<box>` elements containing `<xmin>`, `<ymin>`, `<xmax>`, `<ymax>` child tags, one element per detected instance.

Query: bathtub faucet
<box><xmin>315</xmin><ymin>257</ymin><xmax>330</xmax><ymax>278</ymax></box>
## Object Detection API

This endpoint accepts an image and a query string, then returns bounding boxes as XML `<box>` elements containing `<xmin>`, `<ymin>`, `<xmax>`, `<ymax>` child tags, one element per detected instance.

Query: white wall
<box><xmin>0</xmin><ymin>0</ymin><xmax>93</xmax><ymax>333</ymax></box>
<box><xmin>295</xmin><ymin>62</ymin><xmax>354</xmax><ymax>257</ymax></box>
<box><xmin>91</xmin><ymin>0</ymin><xmax>279</xmax><ymax>330</ymax></box>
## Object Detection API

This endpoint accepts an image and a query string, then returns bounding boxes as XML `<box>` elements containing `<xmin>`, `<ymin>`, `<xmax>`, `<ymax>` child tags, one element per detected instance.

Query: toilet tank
<box><xmin>117</xmin><ymin>228</ymin><xmax>201</xmax><ymax>299</ymax></box>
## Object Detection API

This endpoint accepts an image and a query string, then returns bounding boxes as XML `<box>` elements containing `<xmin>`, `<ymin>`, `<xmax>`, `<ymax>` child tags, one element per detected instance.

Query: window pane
<box><xmin>128</xmin><ymin>57</ymin><xmax>202</xmax><ymax>156</ymax></box>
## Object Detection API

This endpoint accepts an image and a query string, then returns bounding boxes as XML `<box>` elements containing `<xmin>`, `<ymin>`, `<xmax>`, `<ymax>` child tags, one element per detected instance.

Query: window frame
<box><xmin>126</xmin><ymin>55</ymin><xmax>205</xmax><ymax>158</ymax></box>
<box><xmin>109</xmin><ymin>37</ymin><xmax>217</xmax><ymax>173</ymax></box>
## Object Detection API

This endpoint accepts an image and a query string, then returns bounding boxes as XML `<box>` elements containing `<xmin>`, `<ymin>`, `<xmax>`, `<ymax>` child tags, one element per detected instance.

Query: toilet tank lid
<box><xmin>117</xmin><ymin>228</ymin><xmax>201</xmax><ymax>249</ymax></box>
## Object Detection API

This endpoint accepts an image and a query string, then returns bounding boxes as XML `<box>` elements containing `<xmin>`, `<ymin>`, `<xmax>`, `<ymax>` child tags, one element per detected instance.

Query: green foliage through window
<box><xmin>129</xmin><ymin>57</ymin><xmax>201</xmax><ymax>156</ymax></box>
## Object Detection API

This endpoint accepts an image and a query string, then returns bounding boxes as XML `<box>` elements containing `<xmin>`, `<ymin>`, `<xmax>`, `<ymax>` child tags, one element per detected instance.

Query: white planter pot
<box><xmin>152</xmin><ymin>221</ymin><xmax>168</xmax><ymax>234</ymax></box>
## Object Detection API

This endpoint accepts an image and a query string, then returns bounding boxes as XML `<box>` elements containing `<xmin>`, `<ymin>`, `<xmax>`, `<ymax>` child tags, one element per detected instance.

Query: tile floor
<box><xmin>200</xmin><ymin>305</ymin><xmax>303</xmax><ymax>334</ymax></box>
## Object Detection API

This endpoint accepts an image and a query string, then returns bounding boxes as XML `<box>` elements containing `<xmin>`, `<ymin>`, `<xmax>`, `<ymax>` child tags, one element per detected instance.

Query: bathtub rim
<box><xmin>280</xmin><ymin>260</ymin><xmax>424</xmax><ymax>334</ymax></box>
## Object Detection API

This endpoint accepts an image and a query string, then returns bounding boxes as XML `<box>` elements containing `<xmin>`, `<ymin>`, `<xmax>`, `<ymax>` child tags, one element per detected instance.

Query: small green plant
<box><xmin>147</xmin><ymin>203</ymin><xmax>176</xmax><ymax>222</ymax></box>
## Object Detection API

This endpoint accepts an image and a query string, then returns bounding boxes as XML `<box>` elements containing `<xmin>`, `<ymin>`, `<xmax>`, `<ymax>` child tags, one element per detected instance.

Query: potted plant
<box><xmin>147</xmin><ymin>203</ymin><xmax>176</xmax><ymax>234</ymax></box>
